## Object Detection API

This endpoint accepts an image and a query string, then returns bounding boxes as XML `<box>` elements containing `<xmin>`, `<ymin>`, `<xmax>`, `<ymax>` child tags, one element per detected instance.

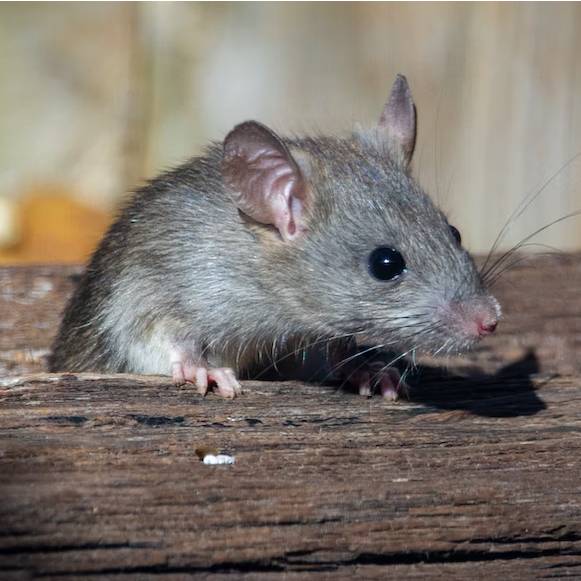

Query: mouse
<box><xmin>48</xmin><ymin>74</ymin><xmax>501</xmax><ymax>399</ymax></box>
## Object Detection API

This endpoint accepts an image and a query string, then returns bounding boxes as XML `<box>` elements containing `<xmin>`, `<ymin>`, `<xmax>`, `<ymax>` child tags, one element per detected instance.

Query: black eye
<box><xmin>368</xmin><ymin>247</ymin><xmax>406</xmax><ymax>281</ymax></box>
<box><xmin>450</xmin><ymin>225</ymin><xmax>462</xmax><ymax>245</ymax></box>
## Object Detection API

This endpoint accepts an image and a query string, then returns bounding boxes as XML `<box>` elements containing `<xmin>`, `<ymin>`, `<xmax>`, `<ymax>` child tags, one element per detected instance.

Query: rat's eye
<box><xmin>368</xmin><ymin>247</ymin><xmax>406</xmax><ymax>281</ymax></box>
<box><xmin>450</xmin><ymin>225</ymin><xmax>462</xmax><ymax>245</ymax></box>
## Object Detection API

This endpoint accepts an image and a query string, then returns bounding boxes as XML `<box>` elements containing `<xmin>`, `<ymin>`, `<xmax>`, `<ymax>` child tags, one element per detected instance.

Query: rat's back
<box><xmin>49</xmin><ymin>147</ymin><xmax>243</xmax><ymax>374</ymax></box>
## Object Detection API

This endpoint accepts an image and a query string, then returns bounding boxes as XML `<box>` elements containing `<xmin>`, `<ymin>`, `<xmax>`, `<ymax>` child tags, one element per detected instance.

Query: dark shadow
<box><xmin>402</xmin><ymin>349</ymin><xmax>548</xmax><ymax>418</ymax></box>
<box><xmin>251</xmin><ymin>344</ymin><xmax>547</xmax><ymax>418</ymax></box>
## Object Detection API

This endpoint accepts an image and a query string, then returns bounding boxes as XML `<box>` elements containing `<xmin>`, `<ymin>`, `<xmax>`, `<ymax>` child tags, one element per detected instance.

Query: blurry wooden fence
<box><xmin>1</xmin><ymin>3</ymin><xmax>581</xmax><ymax>262</ymax></box>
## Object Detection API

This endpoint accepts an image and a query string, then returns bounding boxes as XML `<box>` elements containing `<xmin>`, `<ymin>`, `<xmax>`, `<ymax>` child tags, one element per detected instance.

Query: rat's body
<box><xmin>50</xmin><ymin>75</ymin><xmax>500</xmax><ymax>398</ymax></box>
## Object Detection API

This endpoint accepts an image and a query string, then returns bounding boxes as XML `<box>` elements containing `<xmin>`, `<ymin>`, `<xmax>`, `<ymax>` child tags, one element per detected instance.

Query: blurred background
<box><xmin>1</xmin><ymin>2</ymin><xmax>581</xmax><ymax>264</ymax></box>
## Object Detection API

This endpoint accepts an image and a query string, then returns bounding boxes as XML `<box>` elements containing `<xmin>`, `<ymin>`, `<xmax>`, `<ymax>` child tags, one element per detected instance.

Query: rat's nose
<box><xmin>444</xmin><ymin>294</ymin><xmax>501</xmax><ymax>343</ymax></box>
<box><xmin>477</xmin><ymin>319</ymin><xmax>497</xmax><ymax>337</ymax></box>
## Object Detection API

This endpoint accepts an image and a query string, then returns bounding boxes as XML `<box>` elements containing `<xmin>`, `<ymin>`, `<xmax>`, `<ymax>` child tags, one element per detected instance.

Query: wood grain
<box><xmin>1</xmin><ymin>255</ymin><xmax>581</xmax><ymax>578</ymax></box>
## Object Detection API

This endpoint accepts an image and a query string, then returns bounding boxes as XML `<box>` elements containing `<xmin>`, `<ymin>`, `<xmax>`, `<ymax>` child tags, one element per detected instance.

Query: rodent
<box><xmin>49</xmin><ymin>74</ymin><xmax>501</xmax><ymax>399</ymax></box>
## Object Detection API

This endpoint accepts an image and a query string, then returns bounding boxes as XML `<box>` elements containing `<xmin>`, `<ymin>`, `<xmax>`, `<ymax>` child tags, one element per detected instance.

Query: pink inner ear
<box><xmin>287</xmin><ymin>196</ymin><xmax>305</xmax><ymax>239</ymax></box>
<box><xmin>223</xmin><ymin>121</ymin><xmax>308</xmax><ymax>242</ymax></box>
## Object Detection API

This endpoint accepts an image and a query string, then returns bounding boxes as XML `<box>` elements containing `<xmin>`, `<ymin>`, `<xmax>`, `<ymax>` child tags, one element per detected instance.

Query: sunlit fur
<box><xmin>49</xmin><ymin>130</ymin><xmax>499</xmax><ymax>377</ymax></box>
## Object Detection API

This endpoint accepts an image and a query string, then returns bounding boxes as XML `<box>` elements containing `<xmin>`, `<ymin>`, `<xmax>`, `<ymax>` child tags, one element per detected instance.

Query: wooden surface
<box><xmin>1</xmin><ymin>255</ymin><xmax>581</xmax><ymax>579</ymax></box>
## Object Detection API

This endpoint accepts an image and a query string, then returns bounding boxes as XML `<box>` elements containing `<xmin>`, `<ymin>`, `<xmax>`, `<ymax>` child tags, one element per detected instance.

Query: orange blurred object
<box><xmin>0</xmin><ymin>188</ymin><xmax>111</xmax><ymax>265</ymax></box>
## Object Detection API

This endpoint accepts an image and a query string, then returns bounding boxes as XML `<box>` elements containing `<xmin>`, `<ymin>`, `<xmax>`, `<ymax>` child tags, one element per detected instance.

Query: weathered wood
<box><xmin>0</xmin><ymin>265</ymin><xmax>81</xmax><ymax>375</ymax></box>
<box><xmin>1</xmin><ymin>372</ymin><xmax>581</xmax><ymax>579</ymax></box>
<box><xmin>1</xmin><ymin>256</ymin><xmax>581</xmax><ymax>578</ymax></box>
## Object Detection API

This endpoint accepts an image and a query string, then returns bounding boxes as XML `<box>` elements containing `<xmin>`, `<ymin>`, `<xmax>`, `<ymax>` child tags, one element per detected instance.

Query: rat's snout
<box><xmin>444</xmin><ymin>295</ymin><xmax>501</xmax><ymax>344</ymax></box>
<box><xmin>476</xmin><ymin>316</ymin><xmax>498</xmax><ymax>337</ymax></box>
<box><xmin>477</xmin><ymin>317</ymin><xmax>497</xmax><ymax>337</ymax></box>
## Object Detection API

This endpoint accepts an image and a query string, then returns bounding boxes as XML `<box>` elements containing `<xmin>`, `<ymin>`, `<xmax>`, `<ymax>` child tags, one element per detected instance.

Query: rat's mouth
<box><xmin>397</xmin><ymin>335</ymin><xmax>480</xmax><ymax>359</ymax></box>
<box><xmin>424</xmin><ymin>334</ymin><xmax>482</xmax><ymax>358</ymax></box>
<box><xmin>439</xmin><ymin>295</ymin><xmax>501</xmax><ymax>349</ymax></box>
<box><xmin>351</xmin><ymin>292</ymin><xmax>500</xmax><ymax>360</ymax></box>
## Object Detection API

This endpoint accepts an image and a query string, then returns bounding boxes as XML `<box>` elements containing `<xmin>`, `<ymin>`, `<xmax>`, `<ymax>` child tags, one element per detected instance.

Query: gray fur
<box><xmin>49</xmin><ymin>130</ymin><xmax>498</xmax><ymax>378</ymax></box>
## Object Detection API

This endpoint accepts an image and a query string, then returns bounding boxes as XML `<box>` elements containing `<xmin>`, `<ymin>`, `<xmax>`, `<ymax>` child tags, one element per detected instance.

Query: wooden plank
<box><xmin>0</xmin><ymin>265</ymin><xmax>80</xmax><ymax>374</ymax></box>
<box><xmin>1</xmin><ymin>255</ymin><xmax>581</xmax><ymax>578</ymax></box>
<box><xmin>1</xmin><ymin>373</ymin><xmax>580</xmax><ymax>578</ymax></box>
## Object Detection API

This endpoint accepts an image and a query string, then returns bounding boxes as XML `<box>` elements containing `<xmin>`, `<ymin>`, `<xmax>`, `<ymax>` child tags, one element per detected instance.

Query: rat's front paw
<box><xmin>172</xmin><ymin>359</ymin><xmax>242</xmax><ymax>399</ymax></box>
<box><xmin>348</xmin><ymin>362</ymin><xmax>409</xmax><ymax>401</ymax></box>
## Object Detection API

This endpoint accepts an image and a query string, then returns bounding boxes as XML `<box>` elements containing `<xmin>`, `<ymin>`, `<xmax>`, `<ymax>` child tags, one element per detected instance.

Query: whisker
<box><xmin>483</xmin><ymin>210</ymin><xmax>581</xmax><ymax>283</ymax></box>
<box><xmin>485</xmin><ymin>244</ymin><xmax>567</xmax><ymax>290</ymax></box>
<box><xmin>369</xmin><ymin>349</ymin><xmax>415</xmax><ymax>386</ymax></box>
<box><xmin>483</xmin><ymin>242</ymin><xmax>564</xmax><ymax>284</ymax></box>
<box><xmin>321</xmin><ymin>343</ymin><xmax>389</xmax><ymax>386</ymax></box>
<box><xmin>481</xmin><ymin>152</ymin><xmax>581</xmax><ymax>275</ymax></box>
<box><xmin>252</xmin><ymin>331</ymin><xmax>362</xmax><ymax>380</ymax></box>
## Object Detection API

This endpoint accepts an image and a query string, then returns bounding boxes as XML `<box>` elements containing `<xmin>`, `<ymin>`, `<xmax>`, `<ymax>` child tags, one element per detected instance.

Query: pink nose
<box><xmin>477</xmin><ymin>320</ymin><xmax>497</xmax><ymax>336</ymax></box>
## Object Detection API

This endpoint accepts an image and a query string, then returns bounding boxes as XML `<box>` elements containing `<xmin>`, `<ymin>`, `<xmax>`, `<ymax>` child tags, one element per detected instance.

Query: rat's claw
<box><xmin>195</xmin><ymin>367</ymin><xmax>209</xmax><ymax>396</ymax></box>
<box><xmin>349</xmin><ymin>363</ymin><xmax>408</xmax><ymax>401</ymax></box>
<box><xmin>350</xmin><ymin>370</ymin><xmax>372</xmax><ymax>397</ymax></box>
<box><xmin>225</xmin><ymin>368</ymin><xmax>242</xmax><ymax>396</ymax></box>
<box><xmin>172</xmin><ymin>361</ymin><xmax>187</xmax><ymax>385</ymax></box>
<box><xmin>378</xmin><ymin>367</ymin><xmax>409</xmax><ymax>401</ymax></box>
<box><xmin>171</xmin><ymin>352</ymin><xmax>241</xmax><ymax>398</ymax></box>
<box><xmin>208</xmin><ymin>368</ymin><xmax>242</xmax><ymax>399</ymax></box>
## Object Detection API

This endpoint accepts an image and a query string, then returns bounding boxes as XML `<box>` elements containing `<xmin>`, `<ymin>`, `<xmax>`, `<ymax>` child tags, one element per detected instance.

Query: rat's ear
<box><xmin>223</xmin><ymin>121</ymin><xmax>308</xmax><ymax>242</ymax></box>
<box><xmin>378</xmin><ymin>74</ymin><xmax>417</xmax><ymax>167</ymax></box>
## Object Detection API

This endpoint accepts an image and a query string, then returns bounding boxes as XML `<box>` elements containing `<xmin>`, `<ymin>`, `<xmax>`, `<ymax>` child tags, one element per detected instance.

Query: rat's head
<box><xmin>222</xmin><ymin>75</ymin><xmax>500</xmax><ymax>357</ymax></box>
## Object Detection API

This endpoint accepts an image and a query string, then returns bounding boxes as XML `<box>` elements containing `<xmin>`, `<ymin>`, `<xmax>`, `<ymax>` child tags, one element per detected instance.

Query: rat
<box><xmin>49</xmin><ymin>74</ymin><xmax>500</xmax><ymax>399</ymax></box>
